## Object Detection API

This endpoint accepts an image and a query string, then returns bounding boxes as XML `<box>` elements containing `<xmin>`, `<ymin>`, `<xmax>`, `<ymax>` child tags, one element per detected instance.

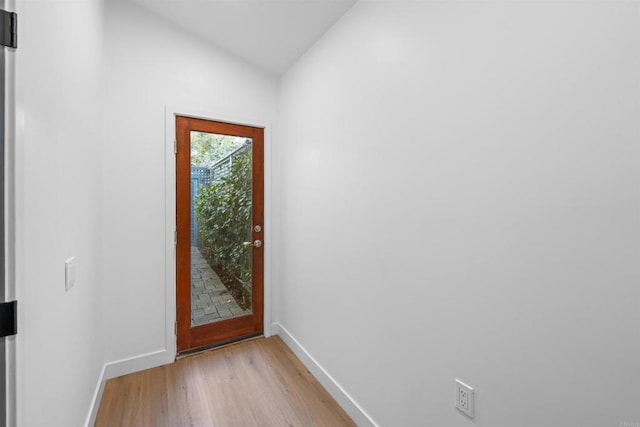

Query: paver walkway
<box><xmin>191</xmin><ymin>247</ymin><xmax>248</xmax><ymax>326</ymax></box>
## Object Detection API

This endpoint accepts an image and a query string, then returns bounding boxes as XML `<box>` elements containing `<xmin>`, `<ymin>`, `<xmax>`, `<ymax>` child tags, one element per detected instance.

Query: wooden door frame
<box><xmin>176</xmin><ymin>116</ymin><xmax>263</xmax><ymax>352</ymax></box>
<box><xmin>164</xmin><ymin>106</ymin><xmax>273</xmax><ymax>359</ymax></box>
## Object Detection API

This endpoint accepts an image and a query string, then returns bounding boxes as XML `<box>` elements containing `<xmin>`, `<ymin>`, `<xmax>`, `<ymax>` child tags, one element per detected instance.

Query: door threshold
<box><xmin>176</xmin><ymin>332</ymin><xmax>264</xmax><ymax>360</ymax></box>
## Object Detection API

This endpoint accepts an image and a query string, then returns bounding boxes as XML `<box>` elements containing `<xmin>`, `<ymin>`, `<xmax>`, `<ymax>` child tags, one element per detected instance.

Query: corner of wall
<box><xmin>85</xmin><ymin>348</ymin><xmax>175</xmax><ymax>426</ymax></box>
<box><xmin>274</xmin><ymin>323</ymin><xmax>379</xmax><ymax>427</ymax></box>
<box><xmin>84</xmin><ymin>364</ymin><xmax>107</xmax><ymax>427</ymax></box>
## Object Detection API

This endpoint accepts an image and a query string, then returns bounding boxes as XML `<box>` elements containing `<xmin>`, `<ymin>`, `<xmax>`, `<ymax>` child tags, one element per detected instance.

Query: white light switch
<box><xmin>65</xmin><ymin>257</ymin><xmax>76</xmax><ymax>291</ymax></box>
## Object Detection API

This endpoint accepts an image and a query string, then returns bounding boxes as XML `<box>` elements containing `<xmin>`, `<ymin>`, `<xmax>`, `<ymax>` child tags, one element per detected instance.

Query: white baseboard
<box><xmin>84</xmin><ymin>364</ymin><xmax>107</xmax><ymax>427</ymax></box>
<box><xmin>85</xmin><ymin>331</ymin><xmax>375</xmax><ymax>426</ymax></box>
<box><xmin>104</xmin><ymin>349</ymin><xmax>173</xmax><ymax>380</ymax></box>
<box><xmin>274</xmin><ymin>322</ymin><xmax>378</xmax><ymax>427</ymax></box>
<box><xmin>271</xmin><ymin>322</ymin><xmax>280</xmax><ymax>336</ymax></box>
<box><xmin>84</xmin><ymin>349</ymin><xmax>173</xmax><ymax>426</ymax></box>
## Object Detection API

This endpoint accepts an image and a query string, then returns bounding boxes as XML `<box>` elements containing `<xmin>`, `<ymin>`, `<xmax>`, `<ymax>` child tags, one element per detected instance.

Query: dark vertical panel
<box><xmin>0</xmin><ymin>41</ymin><xmax>7</xmax><ymax>427</ymax></box>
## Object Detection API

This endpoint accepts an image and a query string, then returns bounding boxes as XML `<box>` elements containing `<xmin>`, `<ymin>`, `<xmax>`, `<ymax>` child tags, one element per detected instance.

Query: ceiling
<box><xmin>130</xmin><ymin>0</ymin><xmax>358</xmax><ymax>75</ymax></box>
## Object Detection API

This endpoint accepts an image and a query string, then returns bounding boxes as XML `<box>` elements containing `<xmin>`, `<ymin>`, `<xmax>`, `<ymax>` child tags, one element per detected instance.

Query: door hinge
<box><xmin>174</xmin><ymin>139</ymin><xmax>177</xmax><ymax>154</ymax></box>
<box><xmin>174</xmin><ymin>321</ymin><xmax>177</xmax><ymax>336</ymax></box>
<box><xmin>0</xmin><ymin>300</ymin><xmax>17</xmax><ymax>338</ymax></box>
<box><xmin>0</xmin><ymin>9</ymin><xmax>17</xmax><ymax>49</ymax></box>
<box><xmin>174</xmin><ymin>229</ymin><xmax>177</xmax><ymax>246</ymax></box>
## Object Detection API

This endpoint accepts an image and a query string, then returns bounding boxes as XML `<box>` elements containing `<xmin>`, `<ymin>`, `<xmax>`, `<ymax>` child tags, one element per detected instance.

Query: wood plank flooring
<box><xmin>95</xmin><ymin>336</ymin><xmax>355</xmax><ymax>427</ymax></box>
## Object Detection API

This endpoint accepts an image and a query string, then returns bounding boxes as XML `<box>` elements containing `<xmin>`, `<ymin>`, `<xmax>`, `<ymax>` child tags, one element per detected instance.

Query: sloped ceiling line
<box><xmin>130</xmin><ymin>0</ymin><xmax>358</xmax><ymax>75</ymax></box>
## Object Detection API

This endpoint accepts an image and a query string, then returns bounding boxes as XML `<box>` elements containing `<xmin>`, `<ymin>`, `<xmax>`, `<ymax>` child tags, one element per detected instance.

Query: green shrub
<box><xmin>194</xmin><ymin>150</ymin><xmax>252</xmax><ymax>284</ymax></box>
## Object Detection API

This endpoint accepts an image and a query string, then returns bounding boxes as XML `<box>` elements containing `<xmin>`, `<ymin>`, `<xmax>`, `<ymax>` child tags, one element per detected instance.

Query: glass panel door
<box><xmin>190</xmin><ymin>132</ymin><xmax>253</xmax><ymax>326</ymax></box>
<box><xmin>176</xmin><ymin>117</ymin><xmax>264</xmax><ymax>352</ymax></box>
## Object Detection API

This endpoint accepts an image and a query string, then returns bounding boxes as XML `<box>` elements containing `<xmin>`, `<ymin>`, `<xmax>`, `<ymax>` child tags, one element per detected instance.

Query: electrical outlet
<box><xmin>455</xmin><ymin>379</ymin><xmax>474</xmax><ymax>418</ymax></box>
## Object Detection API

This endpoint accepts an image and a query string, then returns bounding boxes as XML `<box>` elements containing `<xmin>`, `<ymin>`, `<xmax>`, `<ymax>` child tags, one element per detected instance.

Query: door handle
<box><xmin>243</xmin><ymin>240</ymin><xmax>262</xmax><ymax>248</ymax></box>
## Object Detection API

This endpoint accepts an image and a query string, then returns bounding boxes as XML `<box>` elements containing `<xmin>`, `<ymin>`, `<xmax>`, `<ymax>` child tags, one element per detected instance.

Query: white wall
<box><xmin>14</xmin><ymin>1</ymin><xmax>106</xmax><ymax>426</ymax></box>
<box><xmin>102</xmin><ymin>1</ymin><xmax>278</xmax><ymax>369</ymax></box>
<box><xmin>278</xmin><ymin>2</ymin><xmax>640</xmax><ymax>426</ymax></box>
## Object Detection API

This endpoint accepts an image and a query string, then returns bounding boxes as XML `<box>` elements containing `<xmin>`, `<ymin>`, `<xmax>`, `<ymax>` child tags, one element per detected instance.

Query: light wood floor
<box><xmin>95</xmin><ymin>336</ymin><xmax>355</xmax><ymax>427</ymax></box>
